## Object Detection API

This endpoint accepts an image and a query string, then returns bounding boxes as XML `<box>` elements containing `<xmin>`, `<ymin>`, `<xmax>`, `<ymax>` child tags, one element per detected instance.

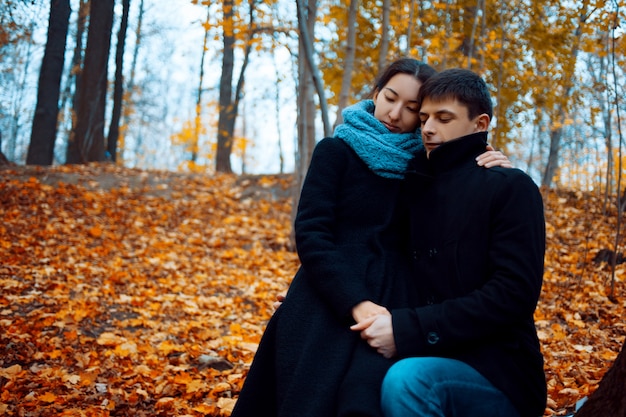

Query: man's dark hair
<box><xmin>417</xmin><ymin>68</ymin><xmax>493</xmax><ymax>120</ymax></box>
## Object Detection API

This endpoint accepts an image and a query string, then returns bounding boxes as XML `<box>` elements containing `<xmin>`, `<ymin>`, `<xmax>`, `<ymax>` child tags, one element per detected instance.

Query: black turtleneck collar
<box><xmin>414</xmin><ymin>131</ymin><xmax>489</xmax><ymax>176</ymax></box>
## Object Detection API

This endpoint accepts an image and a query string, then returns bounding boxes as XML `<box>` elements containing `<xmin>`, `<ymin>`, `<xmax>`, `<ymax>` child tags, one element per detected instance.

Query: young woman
<box><xmin>230</xmin><ymin>58</ymin><xmax>510</xmax><ymax>417</ymax></box>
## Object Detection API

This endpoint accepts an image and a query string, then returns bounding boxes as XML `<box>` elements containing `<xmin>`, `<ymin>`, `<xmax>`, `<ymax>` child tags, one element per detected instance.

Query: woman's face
<box><xmin>373</xmin><ymin>73</ymin><xmax>422</xmax><ymax>134</ymax></box>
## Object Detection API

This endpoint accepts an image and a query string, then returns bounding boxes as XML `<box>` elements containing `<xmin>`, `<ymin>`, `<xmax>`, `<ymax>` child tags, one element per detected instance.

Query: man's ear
<box><xmin>475</xmin><ymin>113</ymin><xmax>490</xmax><ymax>132</ymax></box>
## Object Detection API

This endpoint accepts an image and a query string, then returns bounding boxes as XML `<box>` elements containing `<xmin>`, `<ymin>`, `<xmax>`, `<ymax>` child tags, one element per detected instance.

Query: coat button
<box><xmin>427</xmin><ymin>331</ymin><xmax>440</xmax><ymax>345</ymax></box>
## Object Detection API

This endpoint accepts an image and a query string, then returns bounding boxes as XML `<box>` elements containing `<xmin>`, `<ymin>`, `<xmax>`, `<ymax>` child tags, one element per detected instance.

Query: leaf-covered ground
<box><xmin>1</xmin><ymin>164</ymin><xmax>624</xmax><ymax>416</ymax></box>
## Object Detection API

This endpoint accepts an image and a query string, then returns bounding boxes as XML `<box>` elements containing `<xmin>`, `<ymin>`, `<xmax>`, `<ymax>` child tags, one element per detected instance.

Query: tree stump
<box><xmin>575</xmin><ymin>341</ymin><xmax>626</xmax><ymax>416</ymax></box>
<box><xmin>0</xmin><ymin>150</ymin><xmax>13</xmax><ymax>166</ymax></box>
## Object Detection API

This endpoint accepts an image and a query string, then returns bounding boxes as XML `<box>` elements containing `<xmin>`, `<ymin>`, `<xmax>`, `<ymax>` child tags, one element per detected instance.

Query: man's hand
<box><xmin>476</xmin><ymin>145</ymin><xmax>512</xmax><ymax>168</ymax></box>
<box><xmin>351</xmin><ymin>300</ymin><xmax>390</xmax><ymax>324</ymax></box>
<box><xmin>351</xmin><ymin>314</ymin><xmax>397</xmax><ymax>359</ymax></box>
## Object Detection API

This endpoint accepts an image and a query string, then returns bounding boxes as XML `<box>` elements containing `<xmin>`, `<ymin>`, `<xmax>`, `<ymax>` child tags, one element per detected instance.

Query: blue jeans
<box><xmin>381</xmin><ymin>357</ymin><xmax>521</xmax><ymax>417</ymax></box>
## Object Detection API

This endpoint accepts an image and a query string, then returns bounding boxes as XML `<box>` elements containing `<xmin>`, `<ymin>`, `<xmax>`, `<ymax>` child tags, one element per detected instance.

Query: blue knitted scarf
<box><xmin>334</xmin><ymin>100</ymin><xmax>422</xmax><ymax>179</ymax></box>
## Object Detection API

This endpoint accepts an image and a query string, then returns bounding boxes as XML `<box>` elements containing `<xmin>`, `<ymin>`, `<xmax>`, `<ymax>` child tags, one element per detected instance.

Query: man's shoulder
<box><xmin>483</xmin><ymin>166</ymin><xmax>535</xmax><ymax>182</ymax></box>
<box><xmin>480</xmin><ymin>166</ymin><xmax>542</xmax><ymax>198</ymax></box>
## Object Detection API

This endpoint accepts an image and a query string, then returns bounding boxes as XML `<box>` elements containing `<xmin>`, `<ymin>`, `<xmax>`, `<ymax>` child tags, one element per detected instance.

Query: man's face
<box><xmin>419</xmin><ymin>97</ymin><xmax>488</xmax><ymax>156</ymax></box>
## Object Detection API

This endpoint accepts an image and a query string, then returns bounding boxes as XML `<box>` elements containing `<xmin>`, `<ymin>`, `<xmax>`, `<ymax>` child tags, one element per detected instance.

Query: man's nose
<box><xmin>422</xmin><ymin>118</ymin><xmax>434</xmax><ymax>134</ymax></box>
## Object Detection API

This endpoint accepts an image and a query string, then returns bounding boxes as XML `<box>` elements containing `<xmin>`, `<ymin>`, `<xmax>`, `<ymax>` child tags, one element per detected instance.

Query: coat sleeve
<box><xmin>294</xmin><ymin>138</ymin><xmax>375</xmax><ymax>320</ymax></box>
<box><xmin>392</xmin><ymin>171</ymin><xmax>546</xmax><ymax>356</ymax></box>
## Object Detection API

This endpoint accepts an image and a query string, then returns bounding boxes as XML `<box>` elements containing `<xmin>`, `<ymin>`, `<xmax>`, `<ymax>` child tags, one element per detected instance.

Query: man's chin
<box><xmin>425</xmin><ymin>144</ymin><xmax>439</xmax><ymax>156</ymax></box>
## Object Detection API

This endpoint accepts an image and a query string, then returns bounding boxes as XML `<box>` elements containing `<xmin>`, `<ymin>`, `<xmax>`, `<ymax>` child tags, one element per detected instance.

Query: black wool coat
<box><xmin>231</xmin><ymin>137</ymin><xmax>417</xmax><ymax>417</ymax></box>
<box><xmin>395</xmin><ymin>131</ymin><xmax>547</xmax><ymax>417</ymax></box>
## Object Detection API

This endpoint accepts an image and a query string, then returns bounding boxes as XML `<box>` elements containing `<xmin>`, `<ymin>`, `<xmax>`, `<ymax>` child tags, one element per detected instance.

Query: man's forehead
<box><xmin>419</xmin><ymin>98</ymin><xmax>467</xmax><ymax>115</ymax></box>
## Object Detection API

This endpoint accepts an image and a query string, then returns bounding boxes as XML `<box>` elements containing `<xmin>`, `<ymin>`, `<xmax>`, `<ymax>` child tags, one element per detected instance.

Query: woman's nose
<box><xmin>389</xmin><ymin>105</ymin><xmax>402</xmax><ymax>120</ymax></box>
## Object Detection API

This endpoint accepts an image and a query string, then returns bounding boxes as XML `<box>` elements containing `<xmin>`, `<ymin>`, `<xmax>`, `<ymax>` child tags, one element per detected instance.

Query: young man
<box><xmin>352</xmin><ymin>68</ymin><xmax>547</xmax><ymax>417</ymax></box>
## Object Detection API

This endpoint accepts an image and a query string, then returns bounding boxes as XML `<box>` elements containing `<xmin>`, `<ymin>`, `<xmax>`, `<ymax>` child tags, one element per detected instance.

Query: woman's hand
<box><xmin>476</xmin><ymin>145</ymin><xmax>512</xmax><ymax>168</ymax></box>
<box><xmin>351</xmin><ymin>314</ymin><xmax>397</xmax><ymax>358</ymax></box>
<box><xmin>273</xmin><ymin>293</ymin><xmax>286</xmax><ymax>310</ymax></box>
<box><xmin>351</xmin><ymin>300</ymin><xmax>390</xmax><ymax>324</ymax></box>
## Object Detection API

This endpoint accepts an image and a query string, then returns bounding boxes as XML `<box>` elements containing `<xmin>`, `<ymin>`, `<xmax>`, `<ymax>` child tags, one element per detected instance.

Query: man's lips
<box><xmin>424</xmin><ymin>142</ymin><xmax>442</xmax><ymax>152</ymax></box>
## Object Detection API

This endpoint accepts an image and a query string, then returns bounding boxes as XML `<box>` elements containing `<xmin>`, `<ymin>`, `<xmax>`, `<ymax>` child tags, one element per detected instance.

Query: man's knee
<box><xmin>382</xmin><ymin>359</ymin><xmax>425</xmax><ymax>399</ymax></box>
<box><xmin>382</xmin><ymin>359</ymin><xmax>438</xmax><ymax>416</ymax></box>
<box><xmin>382</xmin><ymin>361</ymin><xmax>406</xmax><ymax>398</ymax></box>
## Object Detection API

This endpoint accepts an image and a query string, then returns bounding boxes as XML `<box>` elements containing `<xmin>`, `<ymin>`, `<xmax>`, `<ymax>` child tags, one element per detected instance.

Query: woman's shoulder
<box><xmin>315</xmin><ymin>136</ymin><xmax>349</xmax><ymax>150</ymax></box>
<box><xmin>311</xmin><ymin>137</ymin><xmax>355</xmax><ymax>160</ymax></box>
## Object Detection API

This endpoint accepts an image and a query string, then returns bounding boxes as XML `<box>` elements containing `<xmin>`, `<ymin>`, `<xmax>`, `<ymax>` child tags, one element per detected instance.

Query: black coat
<box><xmin>396</xmin><ymin>132</ymin><xmax>547</xmax><ymax>417</ymax></box>
<box><xmin>231</xmin><ymin>137</ymin><xmax>416</xmax><ymax>417</ymax></box>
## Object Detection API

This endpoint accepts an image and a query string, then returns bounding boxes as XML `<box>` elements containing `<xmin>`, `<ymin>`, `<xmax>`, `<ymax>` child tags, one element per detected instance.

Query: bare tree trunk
<box><xmin>405</xmin><ymin>0</ymin><xmax>414</xmax><ymax>55</ymax></box>
<box><xmin>72</xmin><ymin>0</ymin><xmax>89</xmax><ymax>111</ymax></box>
<box><xmin>541</xmin><ymin>0</ymin><xmax>589</xmax><ymax>187</ymax></box>
<box><xmin>378</xmin><ymin>0</ymin><xmax>390</xmax><ymax>72</ymax></box>
<box><xmin>292</xmin><ymin>0</ymin><xmax>319</xmax><ymax>244</ymax></box>
<box><xmin>8</xmin><ymin>21</ymin><xmax>36</xmax><ymax>161</ymax></box>
<box><xmin>122</xmin><ymin>0</ymin><xmax>144</xmax><ymax>163</ymax></box>
<box><xmin>542</xmin><ymin>111</ymin><xmax>566</xmax><ymax>187</ymax></box>
<box><xmin>594</xmin><ymin>34</ymin><xmax>613</xmax><ymax>214</ymax></box>
<box><xmin>296</xmin><ymin>0</ymin><xmax>331</xmax><ymax>138</ymax></box>
<box><xmin>27</xmin><ymin>0</ymin><xmax>70</xmax><ymax>166</ymax></box>
<box><xmin>441</xmin><ymin>0</ymin><xmax>451</xmax><ymax>68</ymax></box>
<box><xmin>107</xmin><ymin>0</ymin><xmax>130</xmax><ymax>163</ymax></box>
<box><xmin>477</xmin><ymin>0</ymin><xmax>487</xmax><ymax>71</ymax></box>
<box><xmin>215</xmin><ymin>0</ymin><xmax>236</xmax><ymax>173</ymax></box>
<box><xmin>60</xmin><ymin>0</ymin><xmax>87</xmax><ymax>157</ymax></box>
<box><xmin>272</xmin><ymin>50</ymin><xmax>285</xmax><ymax>174</ymax></box>
<box><xmin>418</xmin><ymin>0</ymin><xmax>427</xmax><ymax>60</ymax></box>
<box><xmin>466</xmin><ymin>0</ymin><xmax>484</xmax><ymax>69</ymax></box>
<box><xmin>332</xmin><ymin>0</ymin><xmax>358</xmax><ymax>130</ymax></box>
<box><xmin>67</xmin><ymin>0</ymin><xmax>114</xmax><ymax>164</ymax></box>
<box><xmin>216</xmin><ymin>0</ymin><xmax>256</xmax><ymax>173</ymax></box>
<box><xmin>192</xmin><ymin>8</ymin><xmax>211</xmax><ymax>163</ymax></box>
<box><xmin>525</xmin><ymin>110</ymin><xmax>542</xmax><ymax>174</ymax></box>
<box><xmin>227</xmin><ymin>0</ymin><xmax>255</xmax><ymax>170</ymax></box>
<box><xmin>607</xmin><ymin>20</ymin><xmax>625</xmax><ymax>301</ymax></box>
<box><xmin>491</xmin><ymin>1</ymin><xmax>506</xmax><ymax>148</ymax></box>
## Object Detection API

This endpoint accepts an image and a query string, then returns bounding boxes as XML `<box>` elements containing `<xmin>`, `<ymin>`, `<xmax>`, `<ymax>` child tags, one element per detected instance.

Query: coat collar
<box><xmin>412</xmin><ymin>131</ymin><xmax>489</xmax><ymax>176</ymax></box>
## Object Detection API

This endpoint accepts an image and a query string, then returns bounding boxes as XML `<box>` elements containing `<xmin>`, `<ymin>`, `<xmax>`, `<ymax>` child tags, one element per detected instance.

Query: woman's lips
<box><xmin>382</xmin><ymin>122</ymin><xmax>400</xmax><ymax>133</ymax></box>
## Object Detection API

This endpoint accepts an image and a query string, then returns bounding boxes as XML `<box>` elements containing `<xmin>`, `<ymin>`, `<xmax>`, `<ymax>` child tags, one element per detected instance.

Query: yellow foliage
<box><xmin>171</xmin><ymin>119</ymin><xmax>205</xmax><ymax>148</ymax></box>
<box><xmin>179</xmin><ymin>160</ymin><xmax>210</xmax><ymax>173</ymax></box>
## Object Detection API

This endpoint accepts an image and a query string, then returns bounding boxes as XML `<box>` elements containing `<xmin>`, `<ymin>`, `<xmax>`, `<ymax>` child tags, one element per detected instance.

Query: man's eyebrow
<box><xmin>420</xmin><ymin>109</ymin><xmax>456</xmax><ymax>116</ymax></box>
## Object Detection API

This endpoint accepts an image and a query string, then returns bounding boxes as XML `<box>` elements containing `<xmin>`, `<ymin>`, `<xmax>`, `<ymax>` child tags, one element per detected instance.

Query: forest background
<box><xmin>1</xmin><ymin>0</ymin><xmax>625</xmax><ymax>190</ymax></box>
<box><xmin>2</xmin><ymin>0</ymin><xmax>626</xmax><ymax>416</ymax></box>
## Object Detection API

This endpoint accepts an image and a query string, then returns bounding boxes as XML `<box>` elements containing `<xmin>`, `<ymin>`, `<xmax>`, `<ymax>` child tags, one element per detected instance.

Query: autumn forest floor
<box><xmin>1</xmin><ymin>164</ymin><xmax>625</xmax><ymax>416</ymax></box>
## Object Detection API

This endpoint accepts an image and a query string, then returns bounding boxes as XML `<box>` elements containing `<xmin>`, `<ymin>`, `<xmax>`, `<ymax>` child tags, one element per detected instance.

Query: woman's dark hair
<box><xmin>368</xmin><ymin>58</ymin><xmax>437</xmax><ymax>98</ymax></box>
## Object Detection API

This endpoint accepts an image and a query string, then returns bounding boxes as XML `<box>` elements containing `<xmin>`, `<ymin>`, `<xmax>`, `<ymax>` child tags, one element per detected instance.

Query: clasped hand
<box><xmin>350</xmin><ymin>301</ymin><xmax>397</xmax><ymax>359</ymax></box>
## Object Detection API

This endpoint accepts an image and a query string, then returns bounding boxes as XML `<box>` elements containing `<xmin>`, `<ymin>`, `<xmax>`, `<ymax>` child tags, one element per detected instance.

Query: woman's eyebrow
<box><xmin>384</xmin><ymin>87</ymin><xmax>418</xmax><ymax>103</ymax></box>
<box><xmin>383</xmin><ymin>87</ymin><xmax>400</xmax><ymax>96</ymax></box>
